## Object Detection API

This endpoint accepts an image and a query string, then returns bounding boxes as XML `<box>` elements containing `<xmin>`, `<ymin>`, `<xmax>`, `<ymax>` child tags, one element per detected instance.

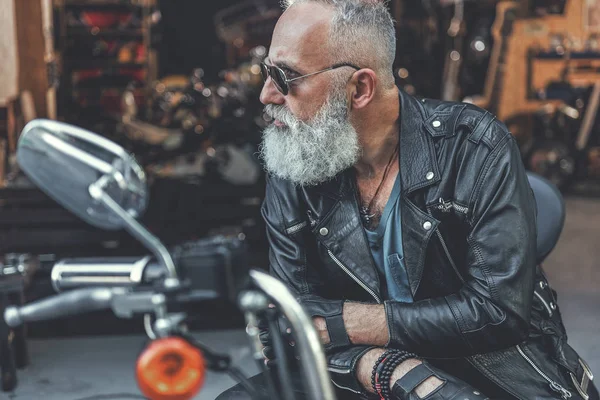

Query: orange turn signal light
<box><xmin>136</xmin><ymin>337</ymin><xmax>206</xmax><ymax>400</ymax></box>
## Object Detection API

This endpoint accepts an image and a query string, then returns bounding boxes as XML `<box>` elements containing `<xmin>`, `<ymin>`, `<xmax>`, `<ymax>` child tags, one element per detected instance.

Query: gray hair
<box><xmin>282</xmin><ymin>0</ymin><xmax>397</xmax><ymax>88</ymax></box>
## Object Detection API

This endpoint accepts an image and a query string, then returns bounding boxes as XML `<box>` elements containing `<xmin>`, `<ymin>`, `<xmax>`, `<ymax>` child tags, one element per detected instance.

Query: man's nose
<box><xmin>260</xmin><ymin>77</ymin><xmax>285</xmax><ymax>106</ymax></box>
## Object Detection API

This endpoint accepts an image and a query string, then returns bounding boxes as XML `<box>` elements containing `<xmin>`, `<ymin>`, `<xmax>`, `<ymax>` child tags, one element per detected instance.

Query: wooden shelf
<box><xmin>532</xmin><ymin>51</ymin><xmax>600</xmax><ymax>60</ymax></box>
<box><xmin>63</xmin><ymin>0</ymin><xmax>154</xmax><ymax>7</ymax></box>
<box><xmin>72</xmin><ymin>81</ymin><xmax>146</xmax><ymax>91</ymax></box>
<box><xmin>73</xmin><ymin>84</ymin><xmax>137</xmax><ymax>91</ymax></box>
<box><xmin>66</xmin><ymin>58</ymin><xmax>146</xmax><ymax>69</ymax></box>
<box><xmin>66</xmin><ymin>26</ymin><xmax>144</xmax><ymax>38</ymax></box>
<box><xmin>55</xmin><ymin>0</ymin><xmax>156</xmax><ymax>121</ymax></box>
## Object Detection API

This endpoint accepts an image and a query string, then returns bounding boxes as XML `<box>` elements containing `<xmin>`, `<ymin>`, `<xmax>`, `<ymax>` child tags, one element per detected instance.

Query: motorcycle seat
<box><xmin>526</xmin><ymin>171</ymin><xmax>566</xmax><ymax>264</ymax></box>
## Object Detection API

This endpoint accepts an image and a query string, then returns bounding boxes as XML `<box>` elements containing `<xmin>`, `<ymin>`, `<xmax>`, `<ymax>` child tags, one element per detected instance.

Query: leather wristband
<box><xmin>392</xmin><ymin>362</ymin><xmax>437</xmax><ymax>398</ymax></box>
<box><xmin>375</xmin><ymin>350</ymin><xmax>417</xmax><ymax>399</ymax></box>
<box><xmin>299</xmin><ymin>297</ymin><xmax>351</xmax><ymax>350</ymax></box>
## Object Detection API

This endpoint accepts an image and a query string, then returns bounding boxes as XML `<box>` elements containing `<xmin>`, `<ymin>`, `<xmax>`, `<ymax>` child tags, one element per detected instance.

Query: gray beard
<box><xmin>259</xmin><ymin>89</ymin><xmax>360</xmax><ymax>186</ymax></box>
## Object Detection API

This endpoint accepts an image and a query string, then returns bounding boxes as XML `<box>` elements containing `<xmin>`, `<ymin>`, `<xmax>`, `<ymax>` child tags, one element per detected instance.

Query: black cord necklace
<box><xmin>358</xmin><ymin>145</ymin><xmax>399</xmax><ymax>226</ymax></box>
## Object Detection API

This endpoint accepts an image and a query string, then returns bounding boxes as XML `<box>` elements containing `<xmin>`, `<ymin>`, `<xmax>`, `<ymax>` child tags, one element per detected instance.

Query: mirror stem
<box><xmin>89</xmin><ymin>182</ymin><xmax>179</xmax><ymax>282</ymax></box>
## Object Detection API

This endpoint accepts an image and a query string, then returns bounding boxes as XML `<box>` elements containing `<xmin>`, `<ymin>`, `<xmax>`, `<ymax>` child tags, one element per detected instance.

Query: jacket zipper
<box><xmin>516</xmin><ymin>344</ymin><xmax>572</xmax><ymax>399</ymax></box>
<box><xmin>435</xmin><ymin>229</ymin><xmax>465</xmax><ymax>284</ymax></box>
<box><xmin>435</xmin><ymin>198</ymin><xmax>469</xmax><ymax>214</ymax></box>
<box><xmin>286</xmin><ymin>221</ymin><xmax>307</xmax><ymax>235</ymax></box>
<box><xmin>534</xmin><ymin>290</ymin><xmax>554</xmax><ymax>317</ymax></box>
<box><xmin>327</xmin><ymin>250</ymin><xmax>381</xmax><ymax>304</ymax></box>
<box><xmin>452</xmin><ymin>202</ymin><xmax>469</xmax><ymax>214</ymax></box>
<box><xmin>426</xmin><ymin>209</ymin><xmax>465</xmax><ymax>284</ymax></box>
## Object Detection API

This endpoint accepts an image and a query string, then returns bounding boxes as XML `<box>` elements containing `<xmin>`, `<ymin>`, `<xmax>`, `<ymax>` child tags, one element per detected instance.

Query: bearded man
<box><xmin>218</xmin><ymin>0</ymin><xmax>598</xmax><ymax>399</ymax></box>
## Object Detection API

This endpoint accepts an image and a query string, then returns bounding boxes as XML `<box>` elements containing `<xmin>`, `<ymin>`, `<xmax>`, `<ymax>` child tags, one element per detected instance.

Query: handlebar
<box><xmin>51</xmin><ymin>256</ymin><xmax>167</xmax><ymax>292</ymax></box>
<box><xmin>4</xmin><ymin>238</ymin><xmax>240</xmax><ymax>329</ymax></box>
<box><xmin>4</xmin><ymin>287</ymin><xmax>123</xmax><ymax>328</ymax></box>
<box><xmin>5</xmin><ymin>252</ymin><xmax>221</xmax><ymax>328</ymax></box>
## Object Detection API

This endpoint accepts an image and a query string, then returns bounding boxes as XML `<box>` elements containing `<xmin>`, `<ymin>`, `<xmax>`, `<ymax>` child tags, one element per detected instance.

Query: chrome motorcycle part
<box><xmin>89</xmin><ymin>173</ymin><xmax>179</xmax><ymax>281</ymax></box>
<box><xmin>17</xmin><ymin>119</ymin><xmax>147</xmax><ymax>230</ymax></box>
<box><xmin>17</xmin><ymin>119</ymin><xmax>178</xmax><ymax>280</ymax></box>
<box><xmin>249</xmin><ymin>270</ymin><xmax>337</xmax><ymax>400</ymax></box>
<box><xmin>4</xmin><ymin>287</ymin><xmax>121</xmax><ymax>328</ymax></box>
<box><xmin>51</xmin><ymin>256</ymin><xmax>153</xmax><ymax>292</ymax></box>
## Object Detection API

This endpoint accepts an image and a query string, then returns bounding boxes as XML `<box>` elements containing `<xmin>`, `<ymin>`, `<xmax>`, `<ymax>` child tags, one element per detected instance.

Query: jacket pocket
<box><xmin>387</xmin><ymin>253</ymin><xmax>413</xmax><ymax>302</ymax></box>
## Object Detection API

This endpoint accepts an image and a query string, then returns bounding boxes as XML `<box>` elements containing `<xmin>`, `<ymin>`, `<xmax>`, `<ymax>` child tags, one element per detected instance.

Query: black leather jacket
<box><xmin>261</xmin><ymin>89</ymin><xmax>593</xmax><ymax>399</ymax></box>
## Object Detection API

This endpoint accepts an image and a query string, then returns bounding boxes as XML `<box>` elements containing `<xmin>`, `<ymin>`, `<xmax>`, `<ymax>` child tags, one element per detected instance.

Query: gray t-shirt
<box><xmin>364</xmin><ymin>174</ymin><xmax>413</xmax><ymax>303</ymax></box>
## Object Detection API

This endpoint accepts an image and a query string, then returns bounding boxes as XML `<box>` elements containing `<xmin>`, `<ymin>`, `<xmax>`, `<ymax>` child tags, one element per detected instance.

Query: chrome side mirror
<box><xmin>17</xmin><ymin>119</ymin><xmax>178</xmax><ymax>280</ymax></box>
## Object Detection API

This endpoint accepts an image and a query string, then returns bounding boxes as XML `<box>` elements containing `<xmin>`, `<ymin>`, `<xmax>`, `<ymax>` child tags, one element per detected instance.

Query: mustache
<box><xmin>264</xmin><ymin>104</ymin><xmax>300</xmax><ymax>127</ymax></box>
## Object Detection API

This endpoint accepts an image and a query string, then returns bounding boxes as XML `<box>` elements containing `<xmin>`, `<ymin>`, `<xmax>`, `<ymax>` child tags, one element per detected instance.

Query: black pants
<box><xmin>215</xmin><ymin>370</ymin><xmax>363</xmax><ymax>400</ymax></box>
<box><xmin>215</xmin><ymin>364</ymin><xmax>495</xmax><ymax>400</ymax></box>
<box><xmin>216</xmin><ymin>369</ymin><xmax>600</xmax><ymax>400</ymax></box>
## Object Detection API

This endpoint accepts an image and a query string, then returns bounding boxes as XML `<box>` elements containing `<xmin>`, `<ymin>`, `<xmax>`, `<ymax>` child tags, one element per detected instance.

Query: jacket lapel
<box><xmin>398</xmin><ymin>89</ymin><xmax>443</xmax><ymax>296</ymax></box>
<box><xmin>400</xmin><ymin>197</ymin><xmax>440</xmax><ymax>296</ymax></box>
<box><xmin>313</xmin><ymin>170</ymin><xmax>382</xmax><ymax>302</ymax></box>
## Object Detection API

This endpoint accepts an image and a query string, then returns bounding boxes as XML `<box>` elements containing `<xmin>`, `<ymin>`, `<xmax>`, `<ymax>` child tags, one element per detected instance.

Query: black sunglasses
<box><xmin>260</xmin><ymin>62</ymin><xmax>361</xmax><ymax>95</ymax></box>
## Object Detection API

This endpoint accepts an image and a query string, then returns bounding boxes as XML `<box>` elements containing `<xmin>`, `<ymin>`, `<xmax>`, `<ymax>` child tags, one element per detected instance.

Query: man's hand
<box><xmin>256</xmin><ymin>303</ymin><xmax>296</xmax><ymax>368</ymax></box>
<box><xmin>312</xmin><ymin>316</ymin><xmax>331</xmax><ymax>345</ymax></box>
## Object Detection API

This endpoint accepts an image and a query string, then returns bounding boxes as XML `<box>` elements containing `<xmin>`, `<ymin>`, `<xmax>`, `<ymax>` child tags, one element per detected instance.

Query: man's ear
<box><xmin>349</xmin><ymin>69</ymin><xmax>377</xmax><ymax>110</ymax></box>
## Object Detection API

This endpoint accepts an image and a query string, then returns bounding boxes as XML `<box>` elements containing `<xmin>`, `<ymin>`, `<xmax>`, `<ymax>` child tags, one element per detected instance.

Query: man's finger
<box><xmin>262</xmin><ymin>345</ymin><xmax>275</xmax><ymax>360</ymax></box>
<box><xmin>259</xmin><ymin>329</ymin><xmax>272</xmax><ymax>346</ymax></box>
<box><xmin>265</xmin><ymin>359</ymin><xmax>278</xmax><ymax>368</ymax></box>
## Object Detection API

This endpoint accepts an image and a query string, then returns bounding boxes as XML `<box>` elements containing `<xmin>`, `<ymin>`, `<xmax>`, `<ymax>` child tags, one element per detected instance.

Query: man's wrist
<box><xmin>300</xmin><ymin>297</ymin><xmax>351</xmax><ymax>350</ymax></box>
<box><xmin>343</xmin><ymin>302</ymin><xmax>389</xmax><ymax>346</ymax></box>
<box><xmin>357</xmin><ymin>348</ymin><xmax>386</xmax><ymax>393</ymax></box>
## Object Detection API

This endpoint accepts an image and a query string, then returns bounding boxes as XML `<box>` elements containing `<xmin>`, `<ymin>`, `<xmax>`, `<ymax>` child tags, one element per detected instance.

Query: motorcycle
<box><xmin>2</xmin><ymin>119</ymin><xmax>336</xmax><ymax>400</ymax></box>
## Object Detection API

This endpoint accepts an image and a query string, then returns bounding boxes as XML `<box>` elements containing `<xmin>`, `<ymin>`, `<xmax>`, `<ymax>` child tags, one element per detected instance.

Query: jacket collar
<box><xmin>398</xmin><ymin>89</ymin><xmax>441</xmax><ymax>195</ymax></box>
<box><xmin>316</xmin><ymin>88</ymin><xmax>440</xmax><ymax>199</ymax></box>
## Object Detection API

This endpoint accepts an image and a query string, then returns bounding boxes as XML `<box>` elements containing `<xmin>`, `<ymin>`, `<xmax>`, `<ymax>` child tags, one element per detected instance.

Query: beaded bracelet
<box><xmin>371</xmin><ymin>350</ymin><xmax>397</xmax><ymax>394</ymax></box>
<box><xmin>374</xmin><ymin>351</ymin><xmax>418</xmax><ymax>400</ymax></box>
<box><xmin>376</xmin><ymin>352</ymin><xmax>404</xmax><ymax>399</ymax></box>
<box><xmin>371</xmin><ymin>350</ymin><xmax>395</xmax><ymax>393</ymax></box>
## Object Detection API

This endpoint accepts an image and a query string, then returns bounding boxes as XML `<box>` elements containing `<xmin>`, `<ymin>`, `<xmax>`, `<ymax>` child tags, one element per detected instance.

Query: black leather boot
<box><xmin>391</xmin><ymin>361</ymin><xmax>490</xmax><ymax>400</ymax></box>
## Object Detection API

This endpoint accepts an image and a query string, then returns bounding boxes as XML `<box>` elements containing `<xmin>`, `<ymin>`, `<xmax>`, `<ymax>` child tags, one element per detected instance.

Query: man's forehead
<box><xmin>268</xmin><ymin>2</ymin><xmax>333</xmax><ymax>70</ymax></box>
